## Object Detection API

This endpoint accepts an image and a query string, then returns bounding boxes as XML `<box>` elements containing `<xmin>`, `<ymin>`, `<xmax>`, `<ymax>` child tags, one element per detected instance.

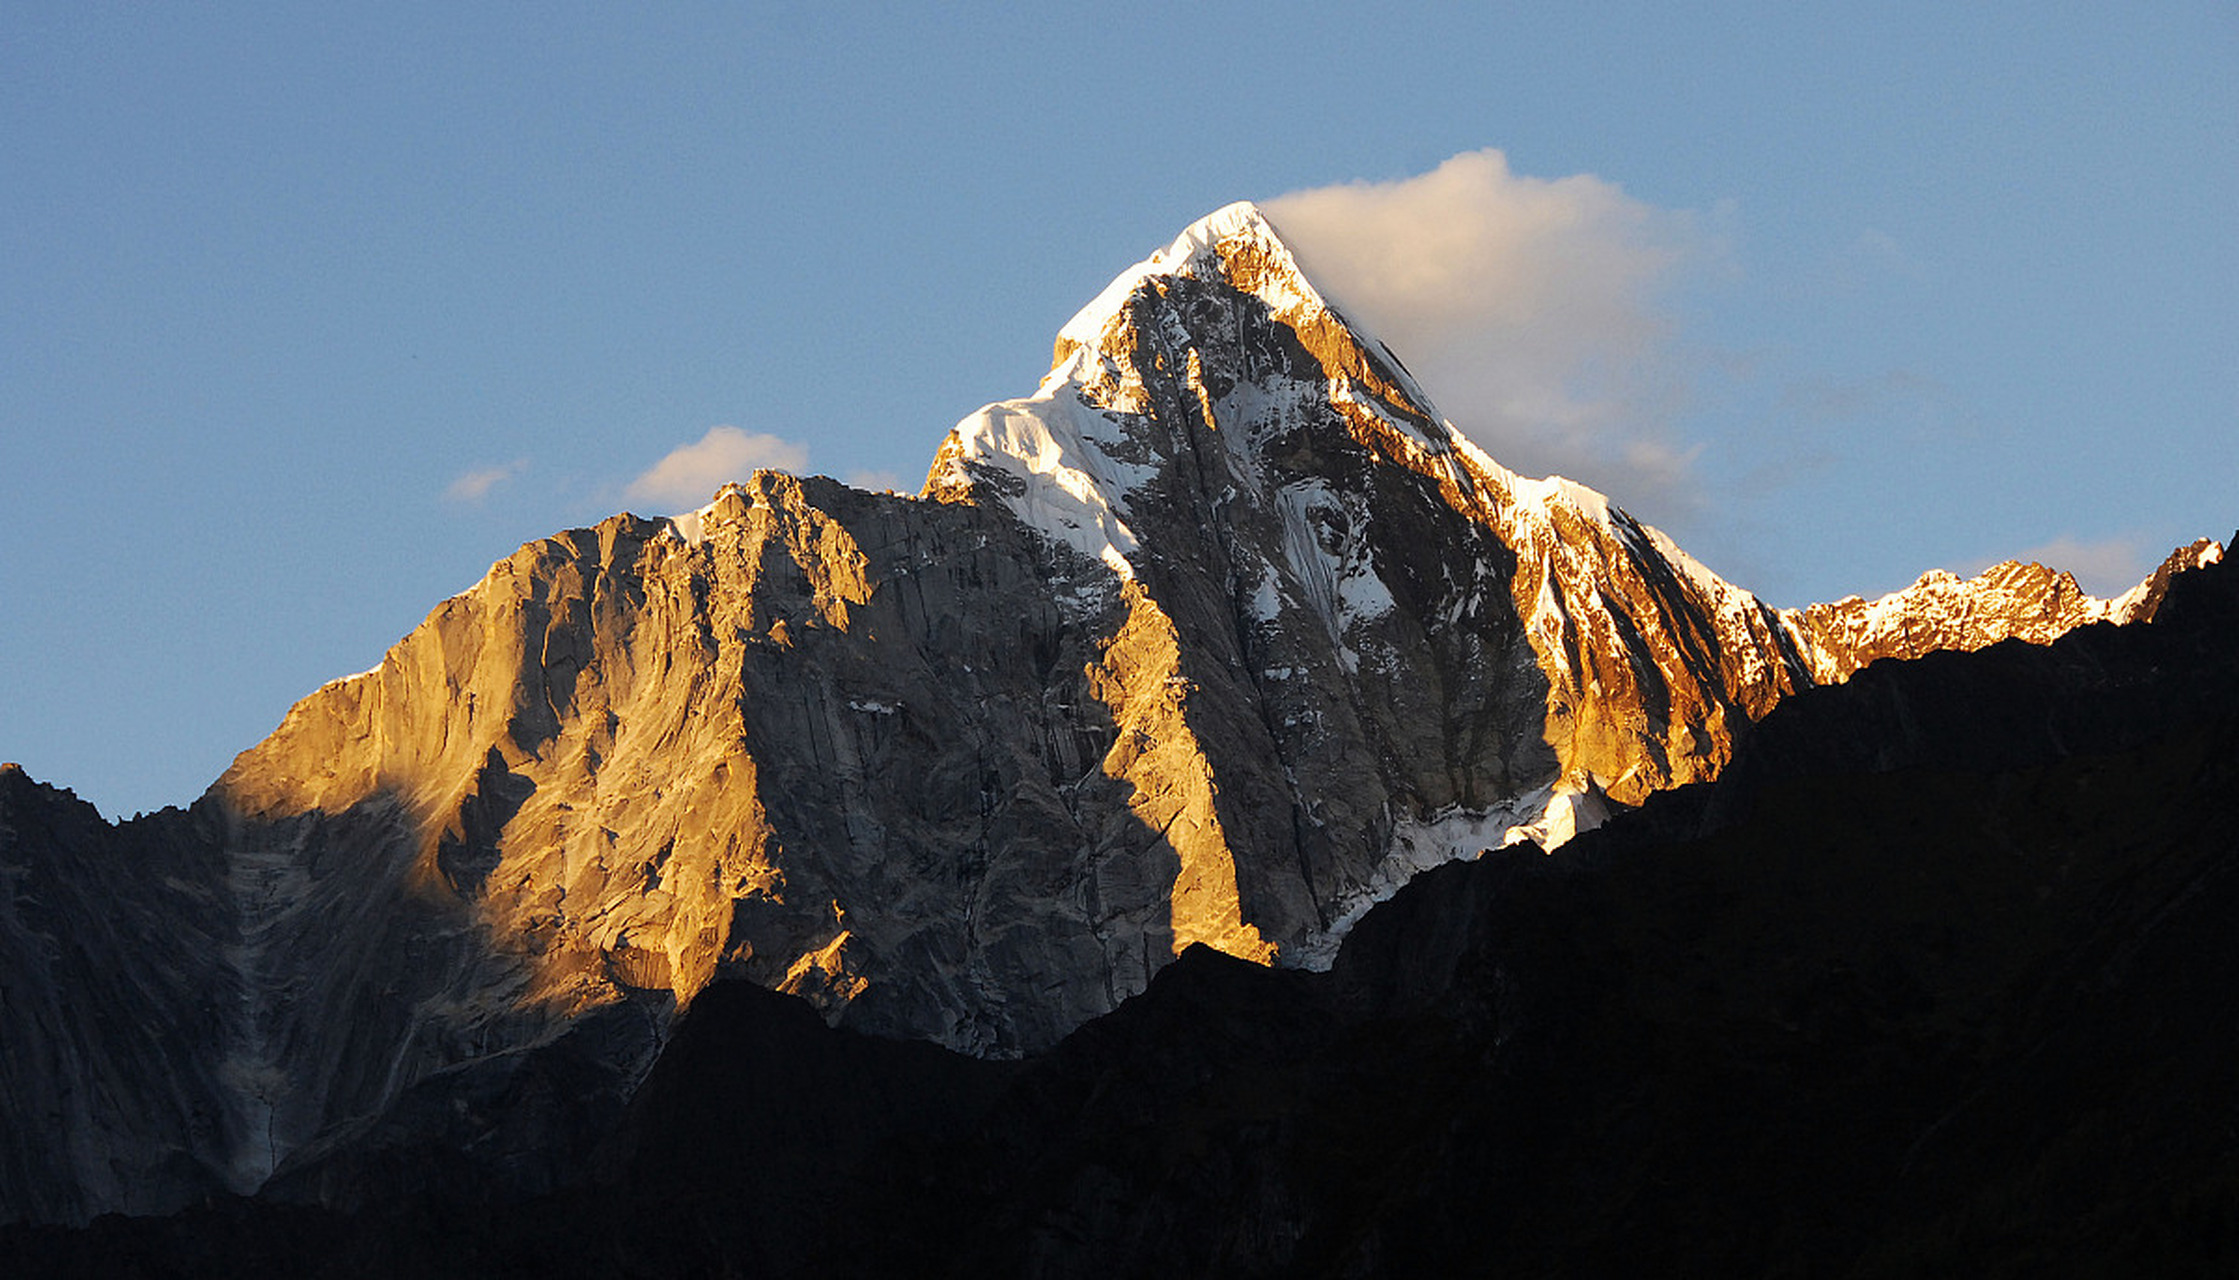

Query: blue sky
<box><xmin>5</xmin><ymin>3</ymin><xmax>2234</xmax><ymax>819</ymax></box>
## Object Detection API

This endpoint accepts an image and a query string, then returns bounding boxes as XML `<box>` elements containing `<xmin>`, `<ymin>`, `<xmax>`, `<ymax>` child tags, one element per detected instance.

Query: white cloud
<box><xmin>2000</xmin><ymin>534</ymin><xmax>2152</xmax><ymax>597</ymax></box>
<box><xmin>625</xmin><ymin>426</ymin><xmax>809</xmax><ymax>510</ymax></box>
<box><xmin>444</xmin><ymin>459</ymin><xmax>526</xmax><ymax>502</ymax></box>
<box><xmin>1264</xmin><ymin>149</ymin><xmax>1710</xmax><ymax>522</ymax></box>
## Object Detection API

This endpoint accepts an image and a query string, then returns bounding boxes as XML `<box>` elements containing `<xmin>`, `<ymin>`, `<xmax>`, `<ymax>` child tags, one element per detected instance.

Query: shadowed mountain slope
<box><xmin>0</xmin><ymin>201</ymin><xmax>2220</xmax><ymax>1230</ymax></box>
<box><xmin>10</xmin><ymin>554</ymin><xmax>2233</xmax><ymax>1275</ymax></box>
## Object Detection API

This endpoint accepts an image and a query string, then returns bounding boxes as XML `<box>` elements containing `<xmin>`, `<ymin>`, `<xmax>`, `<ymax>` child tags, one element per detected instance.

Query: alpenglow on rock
<box><xmin>1</xmin><ymin>202</ymin><xmax>2220</xmax><ymax>1226</ymax></box>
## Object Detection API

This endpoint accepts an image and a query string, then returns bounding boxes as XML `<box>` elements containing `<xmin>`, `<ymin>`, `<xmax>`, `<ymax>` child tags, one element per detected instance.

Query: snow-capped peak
<box><xmin>933</xmin><ymin>202</ymin><xmax>1455</xmax><ymax>576</ymax></box>
<box><xmin>1055</xmin><ymin>202</ymin><xmax>1306</xmax><ymax>353</ymax></box>
<box><xmin>1047</xmin><ymin>201</ymin><xmax>1443</xmax><ymax>411</ymax></box>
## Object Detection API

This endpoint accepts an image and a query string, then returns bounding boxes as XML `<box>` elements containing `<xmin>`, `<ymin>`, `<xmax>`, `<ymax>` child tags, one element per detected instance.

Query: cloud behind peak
<box><xmin>1265</xmin><ymin>149</ymin><xmax>1710</xmax><ymax>523</ymax></box>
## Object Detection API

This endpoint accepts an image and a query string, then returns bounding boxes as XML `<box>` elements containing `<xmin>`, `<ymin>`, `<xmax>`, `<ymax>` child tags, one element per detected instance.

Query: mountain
<box><xmin>0</xmin><ymin>202</ymin><xmax>2220</xmax><ymax>1229</ymax></box>
<box><xmin>11</xmin><ymin>500</ymin><xmax>2235</xmax><ymax>1279</ymax></box>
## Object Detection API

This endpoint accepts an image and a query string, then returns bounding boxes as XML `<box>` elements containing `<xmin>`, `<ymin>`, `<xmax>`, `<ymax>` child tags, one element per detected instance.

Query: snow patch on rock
<box><xmin>1500</xmin><ymin>776</ymin><xmax>1614</xmax><ymax>851</ymax></box>
<box><xmin>1285</xmin><ymin>796</ymin><xmax>1545</xmax><ymax>973</ymax></box>
<box><xmin>947</xmin><ymin>355</ymin><xmax>1155</xmax><ymax>580</ymax></box>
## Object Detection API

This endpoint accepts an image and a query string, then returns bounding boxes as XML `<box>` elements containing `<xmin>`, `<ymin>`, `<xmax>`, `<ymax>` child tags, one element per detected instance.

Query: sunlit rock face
<box><xmin>16</xmin><ymin>554</ymin><xmax>2236</xmax><ymax>1273</ymax></box>
<box><xmin>1795</xmin><ymin>539</ymin><xmax>2220</xmax><ymax>681</ymax></box>
<box><xmin>2</xmin><ymin>203</ymin><xmax>2218</xmax><ymax>1227</ymax></box>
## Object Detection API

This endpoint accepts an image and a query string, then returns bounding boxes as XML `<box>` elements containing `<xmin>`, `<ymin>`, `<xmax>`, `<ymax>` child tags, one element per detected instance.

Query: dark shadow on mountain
<box><xmin>434</xmin><ymin>748</ymin><xmax>535</xmax><ymax>899</ymax></box>
<box><xmin>9</xmin><ymin>550</ymin><xmax>2236</xmax><ymax>1276</ymax></box>
<box><xmin>0</xmin><ymin>779</ymin><xmax>237</xmax><ymax>1225</ymax></box>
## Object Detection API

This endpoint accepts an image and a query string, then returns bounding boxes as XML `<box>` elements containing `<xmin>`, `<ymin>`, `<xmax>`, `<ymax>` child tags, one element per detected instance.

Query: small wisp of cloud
<box><xmin>1264</xmin><ymin>148</ymin><xmax>1712</xmax><ymax>525</ymax></box>
<box><xmin>626</xmin><ymin>426</ymin><xmax>810</xmax><ymax>511</ymax></box>
<box><xmin>445</xmin><ymin>459</ymin><xmax>528</xmax><ymax>503</ymax></box>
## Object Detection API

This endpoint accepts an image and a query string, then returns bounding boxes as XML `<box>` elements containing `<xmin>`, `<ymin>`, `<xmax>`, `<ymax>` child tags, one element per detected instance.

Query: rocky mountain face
<box><xmin>12</xmin><ymin>524</ymin><xmax>2236</xmax><ymax>1279</ymax></box>
<box><xmin>0</xmin><ymin>202</ymin><xmax>2220</xmax><ymax>1229</ymax></box>
<box><xmin>0</xmin><ymin>772</ymin><xmax>237</xmax><ymax>1225</ymax></box>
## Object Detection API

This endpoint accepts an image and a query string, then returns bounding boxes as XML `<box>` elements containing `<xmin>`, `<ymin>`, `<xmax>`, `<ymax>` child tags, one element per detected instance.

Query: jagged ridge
<box><xmin>0</xmin><ymin>202</ymin><xmax>2220</xmax><ymax>1227</ymax></box>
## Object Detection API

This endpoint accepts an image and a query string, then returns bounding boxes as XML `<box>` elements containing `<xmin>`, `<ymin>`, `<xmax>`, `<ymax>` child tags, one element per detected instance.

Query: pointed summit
<box><xmin>926</xmin><ymin>202</ymin><xmax>1460</xmax><ymax>574</ymax></box>
<box><xmin>1054</xmin><ymin>203</ymin><xmax>1324</xmax><ymax>355</ymax></box>
<box><xmin>1051</xmin><ymin>202</ymin><xmax>1277</xmax><ymax>349</ymax></box>
<box><xmin>1045</xmin><ymin>200</ymin><xmax>1440</xmax><ymax>417</ymax></box>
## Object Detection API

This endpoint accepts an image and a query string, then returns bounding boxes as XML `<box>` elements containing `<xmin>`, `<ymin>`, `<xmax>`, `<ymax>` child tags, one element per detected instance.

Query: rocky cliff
<box><xmin>0</xmin><ymin>771</ymin><xmax>237</xmax><ymax>1224</ymax></box>
<box><xmin>13</xmin><ymin>534</ymin><xmax>2235</xmax><ymax>1278</ymax></box>
<box><xmin>1</xmin><ymin>201</ymin><xmax>2220</xmax><ymax>1227</ymax></box>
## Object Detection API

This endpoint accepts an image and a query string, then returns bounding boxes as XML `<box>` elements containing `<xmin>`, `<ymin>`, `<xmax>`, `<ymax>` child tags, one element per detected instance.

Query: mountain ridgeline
<box><xmin>0</xmin><ymin>202</ymin><xmax>2222</xmax><ymax>1231</ymax></box>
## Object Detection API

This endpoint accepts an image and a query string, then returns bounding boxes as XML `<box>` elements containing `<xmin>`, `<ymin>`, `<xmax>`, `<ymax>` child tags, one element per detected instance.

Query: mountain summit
<box><xmin>0</xmin><ymin>204</ymin><xmax>2220</xmax><ymax>1226</ymax></box>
